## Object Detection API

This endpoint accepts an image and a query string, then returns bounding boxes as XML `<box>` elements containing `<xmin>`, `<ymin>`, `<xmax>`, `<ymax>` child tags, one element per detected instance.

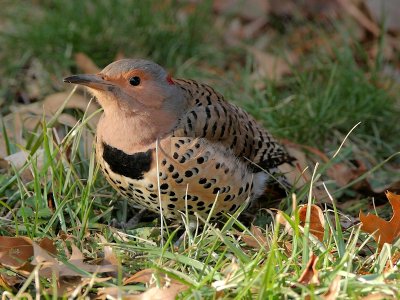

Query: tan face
<box><xmin>64</xmin><ymin>59</ymin><xmax>178</xmax><ymax>114</ymax></box>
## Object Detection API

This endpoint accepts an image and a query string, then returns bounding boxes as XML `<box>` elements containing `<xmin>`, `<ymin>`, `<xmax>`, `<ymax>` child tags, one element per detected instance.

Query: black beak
<box><xmin>63</xmin><ymin>74</ymin><xmax>113</xmax><ymax>91</ymax></box>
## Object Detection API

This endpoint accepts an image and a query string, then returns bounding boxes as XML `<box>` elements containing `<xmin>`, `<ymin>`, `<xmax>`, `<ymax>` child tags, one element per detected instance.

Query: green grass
<box><xmin>0</xmin><ymin>116</ymin><xmax>399</xmax><ymax>297</ymax></box>
<box><xmin>1</xmin><ymin>1</ymin><xmax>400</xmax><ymax>298</ymax></box>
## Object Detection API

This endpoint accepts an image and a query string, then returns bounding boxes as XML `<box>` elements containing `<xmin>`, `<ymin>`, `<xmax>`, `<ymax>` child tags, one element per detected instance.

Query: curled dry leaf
<box><xmin>97</xmin><ymin>234</ymin><xmax>119</xmax><ymax>277</ymax></box>
<box><xmin>359</xmin><ymin>191</ymin><xmax>400</xmax><ymax>248</ymax></box>
<box><xmin>365</xmin><ymin>0</ymin><xmax>400</xmax><ymax>33</ymax></box>
<box><xmin>74</xmin><ymin>53</ymin><xmax>101</xmax><ymax>74</ymax></box>
<box><xmin>359</xmin><ymin>293</ymin><xmax>398</xmax><ymax>300</ymax></box>
<box><xmin>0</xmin><ymin>91</ymin><xmax>101</xmax><ymax>179</ymax></box>
<box><xmin>321</xmin><ymin>275</ymin><xmax>341</xmax><ymax>300</ymax></box>
<box><xmin>213</xmin><ymin>0</ymin><xmax>270</xmax><ymax>21</ymax></box>
<box><xmin>239</xmin><ymin>225</ymin><xmax>269</xmax><ymax>250</ymax></box>
<box><xmin>277</xmin><ymin>204</ymin><xmax>327</xmax><ymax>242</ymax></box>
<box><xmin>124</xmin><ymin>268</ymin><xmax>187</xmax><ymax>292</ymax></box>
<box><xmin>277</xmin><ymin>143</ymin><xmax>309</xmax><ymax>190</ymax></box>
<box><xmin>1</xmin><ymin>149</ymin><xmax>44</xmax><ymax>182</ymax></box>
<box><xmin>98</xmin><ymin>284</ymin><xmax>188</xmax><ymax>300</ymax></box>
<box><xmin>46</xmin><ymin>276</ymin><xmax>112</xmax><ymax>297</ymax></box>
<box><xmin>0</xmin><ymin>235</ymin><xmax>117</xmax><ymax>285</ymax></box>
<box><xmin>298</xmin><ymin>254</ymin><xmax>320</xmax><ymax>285</ymax></box>
<box><xmin>299</xmin><ymin>204</ymin><xmax>326</xmax><ymax>243</ymax></box>
<box><xmin>0</xmin><ymin>236</ymin><xmax>33</xmax><ymax>269</ymax></box>
<box><xmin>246</xmin><ymin>46</ymin><xmax>297</xmax><ymax>82</ymax></box>
<box><xmin>124</xmin><ymin>268</ymin><xmax>156</xmax><ymax>285</ymax></box>
<box><xmin>326</xmin><ymin>159</ymin><xmax>368</xmax><ymax>188</ymax></box>
<box><xmin>336</xmin><ymin>0</ymin><xmax>380</xmax><ymax>37</ymax></box>
<box><xmin>383</xmin><ymin>250</ymin><xmax>400</xmax><ymax>273</ymax></box>
<box><xmin>212</xmin><ymin>258</ymin><xmax>240</xmax><ymax>291</ymax></box>
<box><xmin>129</xmin><ymin>285</ymin><xmax>188</xmax><ymax>300</ymax></box>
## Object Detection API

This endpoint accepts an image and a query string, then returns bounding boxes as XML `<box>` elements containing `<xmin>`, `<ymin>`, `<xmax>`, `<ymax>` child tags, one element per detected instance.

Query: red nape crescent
<box><xmin>166</xmin><ymin>73</ymin><xmax>174</xmax><ymax>85</ymax></box>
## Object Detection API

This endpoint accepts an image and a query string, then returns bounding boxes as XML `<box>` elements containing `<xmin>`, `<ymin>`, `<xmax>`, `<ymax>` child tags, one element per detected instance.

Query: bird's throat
<box><xmin>97</xmin><ymin>110</ymin><xmax>176</xmax><ymax>153</ymax></box>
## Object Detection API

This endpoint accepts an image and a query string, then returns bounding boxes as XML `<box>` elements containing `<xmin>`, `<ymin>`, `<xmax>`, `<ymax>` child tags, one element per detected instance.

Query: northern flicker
<box><xmin>64</xmin><ymin>59</ymin><xmax>292</xmax><ymax>222</ymax></box>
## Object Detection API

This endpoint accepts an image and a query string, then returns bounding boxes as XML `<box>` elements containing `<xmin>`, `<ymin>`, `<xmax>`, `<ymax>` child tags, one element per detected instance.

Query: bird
<box><xmin>64</xmin><ymin>59</ymin><xmax>293</xmax><ymax>223</ymax></box>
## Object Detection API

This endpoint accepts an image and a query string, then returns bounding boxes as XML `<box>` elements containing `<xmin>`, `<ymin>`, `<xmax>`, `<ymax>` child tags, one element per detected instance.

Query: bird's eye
<box><xmin>129</xmin><ymin>76</ymin><xmax>141</xmax><ymax>86</ymax></box>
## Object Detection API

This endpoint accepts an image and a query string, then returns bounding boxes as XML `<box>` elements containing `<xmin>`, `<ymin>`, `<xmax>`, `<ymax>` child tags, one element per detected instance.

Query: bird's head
<box><xmin>64</xmin><ymin>59</ymin><xmax>184</xmax><ymax>116</ymax></box>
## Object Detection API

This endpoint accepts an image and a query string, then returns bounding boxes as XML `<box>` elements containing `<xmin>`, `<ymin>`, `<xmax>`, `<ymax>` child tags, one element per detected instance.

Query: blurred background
<box><xmin>0</xmin><ymin>0</ymin><xmax>400</xmax><ymax>207</ymax></box>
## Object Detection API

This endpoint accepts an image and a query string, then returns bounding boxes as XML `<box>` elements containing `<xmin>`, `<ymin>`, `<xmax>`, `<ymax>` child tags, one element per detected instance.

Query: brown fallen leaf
<box><xmin>97</xmin><ymin>234</ymin><xmax>119</xmax><ymax>277</ymax></box>
<box><xmin>239</xmin><ymin>225</ymin><xmax>269</xmax><ymax>250</ymax></box>
<box><xmin>0</xmin><ymin>236</ymin><xmax>34</xmax><ymax>269</ymax></box>
<box><xmin>0</xmin><ymin>90</ymin><xmax>101</xmax><ymax>178</ymax></box>
<box><xmin>326</xmin><ymin>160</ymin><xmax>368</xmax><ymax>188</ymax></box>
<box><xmin>270</xmin><ymin>0</ymin><xmax>339</xmax><ymax>20</ymax></box>
<box><xmin>365</xmin><ymin>0</ymin><xmax>400</xmax><ymax>33</ymax></box>
<box><xmin>212</xmin><ymin>258</ymin><xmax>240</xmax><ymax>291</ymax></box>
<box><xmin>98</xmin><ymin>284</ymin><xmax>188</xmax><ymax>300</ymax></box>
<box><xmin>0</xmin><ymin>274</ymin><xmax>12</xmax><ymax>291</ymax></box>
<box><xmin>277</xmin><ymin>144</ymin><xmax>309</xmax><ymax>190</ymax></box>
<box><xmin>213</xmin><ymin>0</ymin><xmax>270</xmax><ymax>21</ymax></box>
<box><xmin>337</xmin><ymin>0</ymin><xmax>380</xmax><ymax>37</ymax></box>
<box><xmin>246</xmin><ymin>46</ymin><xmax>297</xmax><ymax>82</ymax></box>
<box><xmin>360</xmin><ymin>191</ymin><xmax>400</xmax><ymax>248</ymax></box>
<box><xmin>1</xmin><ymin>149</ymin><xmax>44</xmax><ymax>182</ymax></box>
<box><xmin>1</xmin><ymin>235</ymin><xmax>117</xmax><ymax>282</ymax></box>
<box><xmin>384</xmin><ymin>249</ymin><xmax>400</xmax><ymax>273</ymax></box>
<box><xmin>321</xmin><ymin>275</ymin><xmax>341</xmax><ymax>300</ymax></box>
<box><xmin>299</xmin><ymin>205</ymin><xmax>326</xmax><ymax>243</ymax></box>
<box><xmin>298</xmin><ymin>254</ymin><xmax>320</xmax><ymax>285</ymax></box>
<box><xmin>124</xmin><ymin>268</ymin><xmax>156</xmax><ymax>285</ymax></box>
<box><xmin>123</xmin><ymin>268</ymin><xmax>186</xmax><ymax>289</ymax></box>
<box><xmin>128</xmin><ymin>284</ymin><xmax>188</xmax><ymax>300</ymax></box>
<box><xmin>75</xmin><ymin>53</ymin><xmax>101</xmax><ymax>74</ymax></box>
<box><xmin>46</xmin><ymin>276</ymin><xmax>112</xmax><ymax>297</ymax></box>
<box><xmin>360</xmin><ymin>293</ymin><xmax>397</xmax><ymax>300</ymax></box>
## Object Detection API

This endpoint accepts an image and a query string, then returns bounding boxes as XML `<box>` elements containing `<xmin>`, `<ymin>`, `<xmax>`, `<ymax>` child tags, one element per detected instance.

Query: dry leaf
<box><xmin>246</xmin><ymin>46</ymin><xmax>296</xmax><ymax>81</ymax></box>
<box><xmin>270</xmin><ymin>0</ymin><xmax>339</xmax><ymax>19</ymax></box>
<box><xmin>97</xmin><ymin>234</ymin><xmax>119</xmax><ymax>278</ymax></box>
<box><xmin>384</xmin><ymin>250</ymin><xmax>400</xmax><ymax>273</ymax></box>
<box><xmin>365</xmin><ymin>0</ymin><xmax>400</xmax><ymax>33</ymax></box>
<box><xmin>0</xmin><ymin>90</ymin><xmax>100</xmax><ymax>173</ymax></box>
<box><xmin>124</xmin><ymin>268</ymin><xmax>185</xmax><ymax>289</ymax></box>
<box><xmin>0</xmin><ymin>273</ymin><xmax>24</xmax><ymax>290</ymax></box>
<box><xmin>298</xmin><ymin>254</ymin><xmax>320</xmax><ymax>285</ymax></box>
<box><xmin>321</xmin><ymin>275</ymin><xmax>341</xmax><ymax>300</ymax></box>
<box><xmin>360</xmin><ymin>293</ymin><xmax>397</xmax><ymax>300</ymax></box>
<box><xmin>326</xmin><ymin>160</ymin><xmax>367</xmax><ymax>188</ymax></box>
<box><xmin>46</xmin><ymin>276</ymin><xmax>112</xmax><ymax>297</ymax></box>
<box><xmin>239</xmin><ymin>225</ymin><xmax>268</xmax><ymax>250</ymax></box>
<box><xmin>1</xmin><ymin>149</ymin><xmax>44</xmax><ymax>182</ymax></box>
<box><xmin>1</xmin><ymin>235</ymin><xmax>117</xmax><ymax>282</ymax></box>
<box><xmin>60</xmin><ymin>243</ymin><xmax>117</xmax><ymax>277</ymax></box>
<box><xmin>124</xmin><ymin>268</ymin><xmax>155</xmax><ymax>285</ymax></box>
<box><xmin>75</xmin><ymin>53</ymin><xmax>101</xmax><ymax>74</ymax></box>
<box><xmin>0</xmin><ymin>236</ymin><xmax>34</xmax><ymax>268</ymax></box>
<box><xmin>98</xmin><ymin>284</ymin><xmax>187</xmax><ymax>300</ymax></box>
<box><xmin>129</xmin><ymin>284</ymin><xmax>187</xmax><ymax>300</ymax></box>
<box><xmin>32</xmin><ymin>240</ymin><xmax>117</xmax><ymax>278</ymax></box>
<box><xmin>359</xmin><ymin>191</ymin><xmax>400</xmax><ymax>247</ymax></box>
<box><xmin>299</xmin><ymin>205</ymin><xmax>326</xmax><ymax>242</ymax></box>
<box><xmin>213</xmin><ymin>0</ymin><xmax>269</xmax><ymax>21</ymax></box>
<box><xmin>337</xmin><ymin>0</ymin><xmax>380</xmax><ymax>37</ymax></box>
<box><xmin>0</xmin><ymin>275</ymin><xmax>12</xmax><ymax>291</ymax></box>
<box><xmin>276</xmin><ymin>210</ymin><xmax>294</xmax><ymax>236</ymax></box>
<box><xmin>277</xmin><ymin>144</ymin><xmax>309</xmax><ymax>190</ymax></box>
<box><xmin>212</xmin><ymin>258</ymin><xmax>240</xmax><ymax>291</ymax></box>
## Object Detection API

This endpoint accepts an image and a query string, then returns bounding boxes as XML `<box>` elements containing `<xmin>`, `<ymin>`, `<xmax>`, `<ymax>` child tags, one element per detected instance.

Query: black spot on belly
<box><xmin>102</xmin><ymin>143</ymin><xmax>152</xmax><ymax>180</ymax></box>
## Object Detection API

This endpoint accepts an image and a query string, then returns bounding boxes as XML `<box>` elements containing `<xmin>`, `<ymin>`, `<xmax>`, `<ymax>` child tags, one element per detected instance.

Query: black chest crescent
<box><xmin>102</xmin><ymin>143</ymin><xmax>153</xmax><ymax>180</ymax></box>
